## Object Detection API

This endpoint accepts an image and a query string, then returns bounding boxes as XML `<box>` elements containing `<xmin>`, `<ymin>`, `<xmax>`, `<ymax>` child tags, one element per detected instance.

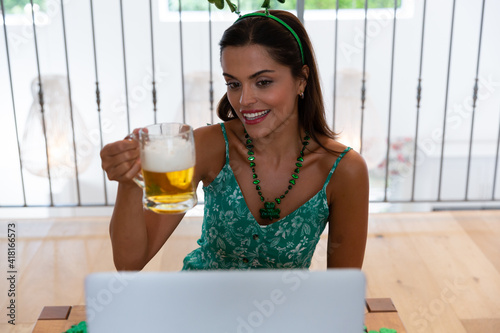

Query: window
<box><xmin>1</xmin><ymin>0</ymin><xmax>47</xmax><ymax>15</ymax></box>
<box><xmin>166</xmin><ymin>0</ymin><xmax>401</xmax><ymax>12</ymax></box>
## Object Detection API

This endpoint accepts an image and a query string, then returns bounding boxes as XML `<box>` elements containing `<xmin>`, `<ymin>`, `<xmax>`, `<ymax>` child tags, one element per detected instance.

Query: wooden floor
<box><xmin>0</xmin><ymin>210</ymin><xmax>499</xmax><ymax>333</ymax></box>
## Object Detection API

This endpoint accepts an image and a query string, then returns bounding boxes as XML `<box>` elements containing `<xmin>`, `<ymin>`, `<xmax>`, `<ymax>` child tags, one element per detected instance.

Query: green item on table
<box><xmin>380</xmin><ymin>328</ymin><xmax>398</xmax><ymax>333</ymax></box>
<box><xmin>368</xmin><ymin>328</ymin><xmax>398</xmax><ymax>333</ymax></box>
<box><xmin>63</xmin><ymin>321</ymin><xmax>87</xmax><ymax>333</ymax></box>
<box><xmin>61</xmin><ymin>320</ymin><xmax>396</xmax><ymax>333</ymax></box>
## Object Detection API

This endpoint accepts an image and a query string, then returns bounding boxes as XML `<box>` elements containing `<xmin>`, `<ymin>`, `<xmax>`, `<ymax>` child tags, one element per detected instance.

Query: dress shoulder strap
<box><xmin>323</xmin><ymin>147</ymin><xmax>352</xmax><ymax>189</ymax></box>
<box><xmin>220</xmin><ymin>123</ymin><xmax>230</xmax><ymax>164</ymax></box>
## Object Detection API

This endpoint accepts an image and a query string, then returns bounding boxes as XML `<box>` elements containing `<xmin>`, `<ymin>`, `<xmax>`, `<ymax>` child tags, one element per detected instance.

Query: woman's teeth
<box><xmin>243</xmin><ymin>110</ymin><xmax>270</xmax><ymax>120</ymax></box>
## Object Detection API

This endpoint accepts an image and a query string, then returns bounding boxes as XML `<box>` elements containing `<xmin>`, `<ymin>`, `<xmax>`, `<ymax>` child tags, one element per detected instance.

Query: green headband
<box><xmin>235</xmin><ymin>12</ymin><xmax>305</xmax><ymax>65</ymax></box>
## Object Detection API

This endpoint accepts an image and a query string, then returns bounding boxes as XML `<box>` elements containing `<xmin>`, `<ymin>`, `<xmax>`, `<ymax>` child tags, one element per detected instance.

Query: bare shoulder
<box><xmin>319</xmin><ymin>138</ymin><xmax>367</xmax><ymax>173</ymax></box>
<box><xmin>320</xmin><ymin>139</ymin><xmax>369</xmax><ymax>200</ymax></box>
<box><xmin>220</xmin><ymin>118</ymin><xmax>243</xmax><ymax>140</ymax></box>
<box><xmin>194</xmin><ymin>123</ymin><xmax>225</xmax><ymax>143</ymax></box>
<box><xmin>193</xmin><ymin>124</ymin><xmax>226</xmax><ymax>185</ymax></box>
<box><xmin>337</xmin><ymin>148</ymin><xmax>368</xmax><ymax>177</ymax></box>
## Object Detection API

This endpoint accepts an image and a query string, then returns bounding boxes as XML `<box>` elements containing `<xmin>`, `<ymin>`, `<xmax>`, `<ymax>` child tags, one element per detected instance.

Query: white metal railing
<box><xmin>0</xmin><ymin>0</ymin><xmax>499</xmax><ymax>211</ymax></box>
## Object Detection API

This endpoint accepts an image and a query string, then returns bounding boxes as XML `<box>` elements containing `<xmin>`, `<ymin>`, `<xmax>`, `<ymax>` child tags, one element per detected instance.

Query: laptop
<box><xmin>85</xmin><ymin>269</ymin><xmax>366</xmax><ymax>332</ymax></box>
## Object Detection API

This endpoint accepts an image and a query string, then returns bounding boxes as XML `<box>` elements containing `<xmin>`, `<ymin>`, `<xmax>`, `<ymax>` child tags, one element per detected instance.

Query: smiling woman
<box><xmin>101</xmin><ymin>9</ymin><xmax>369</xmax><ymax>272</ymax></box>
<box><xmin>221</xmin><ymin>45</ymin><xmax>305</xmax><ymax>132</ymax></box>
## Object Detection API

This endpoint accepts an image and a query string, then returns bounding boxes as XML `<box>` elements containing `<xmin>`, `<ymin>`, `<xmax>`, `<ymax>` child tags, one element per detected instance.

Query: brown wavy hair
<box><xmin>217</xmin><ymin>10</ymin><xmax>337</xmax><ymax>147</ymax></box>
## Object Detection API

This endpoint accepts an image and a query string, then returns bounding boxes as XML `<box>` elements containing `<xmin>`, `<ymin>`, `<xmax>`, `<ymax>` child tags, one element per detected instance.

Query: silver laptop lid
<box><xmin>85</xmin><ymin>269</ymin><xmax>365</xmax><ymax>333</ymax></box>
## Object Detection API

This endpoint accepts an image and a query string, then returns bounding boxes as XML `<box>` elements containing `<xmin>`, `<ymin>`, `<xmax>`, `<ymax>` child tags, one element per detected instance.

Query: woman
<box><xmin>101</xmin><ymin>10</ymin><xmax>369</xmax><ymax>271</ymax></box>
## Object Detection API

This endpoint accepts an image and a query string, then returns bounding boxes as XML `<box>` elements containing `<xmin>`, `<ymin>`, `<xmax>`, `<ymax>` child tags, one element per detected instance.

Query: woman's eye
<box><xmin>257</xmin><ymin>80</ymin><xmax>272</xmax><ymax>87</ymax></box>
<box><xmin>225</xmin><ymin>82</ymin><xmax>240</xmax><ymax>90</ymax></box>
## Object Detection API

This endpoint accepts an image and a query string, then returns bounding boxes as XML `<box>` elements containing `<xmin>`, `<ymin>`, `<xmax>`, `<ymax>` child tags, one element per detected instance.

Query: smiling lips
<box><xmin>241</xmin><ymin>109</ymin><xmax>270</xmax><ymax>124</ymax></box>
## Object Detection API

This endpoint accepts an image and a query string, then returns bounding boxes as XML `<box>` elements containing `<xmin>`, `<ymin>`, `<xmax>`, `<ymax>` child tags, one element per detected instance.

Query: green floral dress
<box><xmin>182</xmin><ymin>124</ymin><xmax>351</xmax><ymax>270</ymax></box>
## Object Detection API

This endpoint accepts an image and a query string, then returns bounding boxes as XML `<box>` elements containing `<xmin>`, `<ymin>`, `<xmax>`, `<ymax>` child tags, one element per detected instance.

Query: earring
<box><xmin>299</xmin><ymin>92</ymin><xmax>305</xmax><ymax>99</ymax></box>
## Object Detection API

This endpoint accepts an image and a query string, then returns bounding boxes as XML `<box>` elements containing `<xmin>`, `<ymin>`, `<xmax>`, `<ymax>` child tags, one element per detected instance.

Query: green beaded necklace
<box><xmin>244</xmin><ymin>129</ymin><xmax>310</xmax><ymax>220</ymax></box>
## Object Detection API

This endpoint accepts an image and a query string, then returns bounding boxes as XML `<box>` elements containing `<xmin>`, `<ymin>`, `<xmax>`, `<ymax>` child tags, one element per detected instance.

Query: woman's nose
<box><xmin>239</xmin><ymin>85</ymin><xmax>257</xmax><ymax>106</ymax></box>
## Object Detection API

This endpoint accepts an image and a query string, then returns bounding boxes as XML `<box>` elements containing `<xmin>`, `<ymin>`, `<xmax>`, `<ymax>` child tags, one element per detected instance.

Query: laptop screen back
<box><xmin>85</xmin><ymin>269</ymin><xmax>365</xmax><ymax>333</ymax></box>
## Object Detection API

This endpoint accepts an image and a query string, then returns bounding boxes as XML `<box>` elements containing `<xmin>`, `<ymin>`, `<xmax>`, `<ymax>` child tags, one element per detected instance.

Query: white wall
<box><xmin>0</xmin><ymin>0</ymin><xmax>499</xmax><ymax>208</ymax></box>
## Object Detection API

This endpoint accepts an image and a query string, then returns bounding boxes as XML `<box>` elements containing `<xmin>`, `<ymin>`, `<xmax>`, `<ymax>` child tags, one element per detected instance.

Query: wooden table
<box><xmin>32</xmin><ymin>298</ymin><xmax>406</xmax><ymax>332</ymax></box>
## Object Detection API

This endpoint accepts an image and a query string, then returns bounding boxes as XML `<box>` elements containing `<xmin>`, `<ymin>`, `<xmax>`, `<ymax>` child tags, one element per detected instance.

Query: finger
<box><xmin>102</xmin><ymin>151</ymin><xmax>140</xmax><ymax>178</ymax></box>
<box><xmin>123</xmin><ymin>158</ymin><xmax>142</xmax><ymax>180</ymax></box>
<box><xmin>106</xmin><ymin>158</ymin><xmax>140</xmax><ymax>181</ymax></box>
<box><xmin>102</xmin><ymin>140</ymin><xmax>139</xmax><ymax>158</ymax></box>
<box><xmin>124</xmin><ymin>127</ymin><xmax>147</xmax><ymax>140</ymax></box>
<box><xmin>111</xmin><ymin>148</ymin><xmax>140</xmax><ymax>165</ymax></box>
<box><xmin>101</xmin><ymin>148</ymin><xmax>139</xmax><ymax>172</ymax></box>
<box><xmin>133</xmin><ymin>127</ymin><xmax>143</xmax><ymax>135</ymax></box>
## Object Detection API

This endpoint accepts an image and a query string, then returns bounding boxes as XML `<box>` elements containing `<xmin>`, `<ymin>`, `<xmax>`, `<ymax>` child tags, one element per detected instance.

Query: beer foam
<box><xmin>141</xmin><ymin>138</ymin><xmax>195</xmax><ymax>173</ymax></box>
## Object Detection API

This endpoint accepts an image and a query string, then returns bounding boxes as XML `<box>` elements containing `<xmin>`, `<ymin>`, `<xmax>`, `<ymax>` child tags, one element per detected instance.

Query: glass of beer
<box><xmin>132</xmin><ymin>123</ymin><xmax>197</xmax><ymax>214</ymax></box>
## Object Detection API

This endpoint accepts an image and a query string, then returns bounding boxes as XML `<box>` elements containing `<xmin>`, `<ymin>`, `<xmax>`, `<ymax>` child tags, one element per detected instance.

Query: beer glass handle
<box><xmin>132</xmin><ymin>172</ymin><xmax>145</xmax><ymax>189</ymax></box>
<box><xmin>125</xmin><ymin>132</ymin><xmax>145</xmax><ymax>190</ymax></box>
